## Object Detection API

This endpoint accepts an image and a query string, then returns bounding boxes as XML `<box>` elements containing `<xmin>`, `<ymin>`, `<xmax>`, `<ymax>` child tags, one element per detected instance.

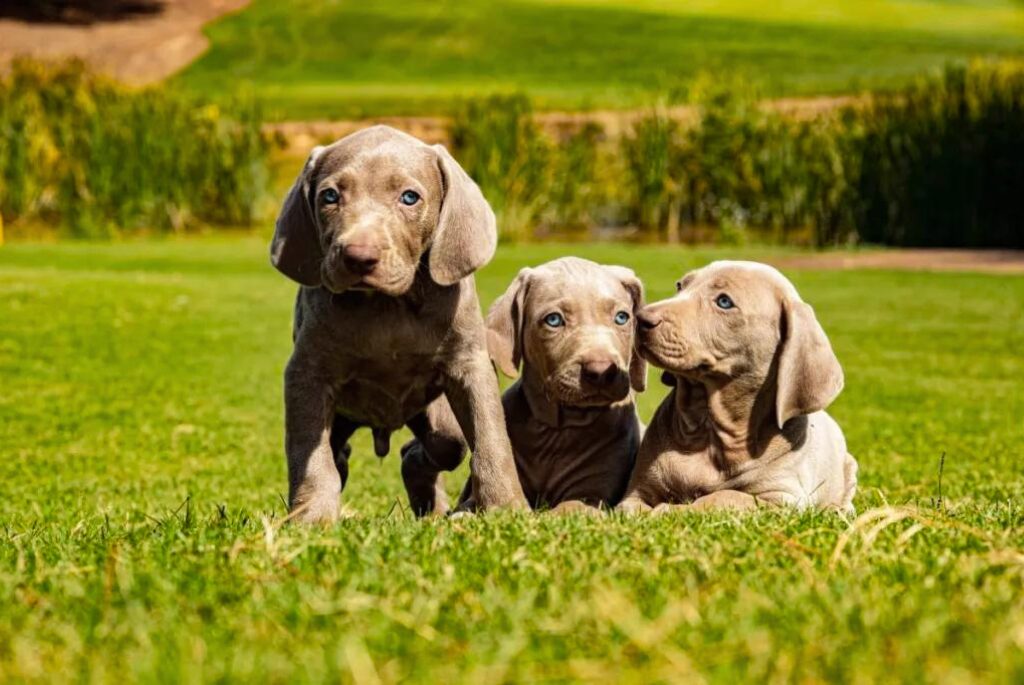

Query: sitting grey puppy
<box><xmin>619</xmin><ymin>261</ymin><xmax>858</xmax><ymax>514</ymax></box>
<box><xmin>270</xmin><ymin>125</ymin><xmax>526</xmax><ymax>523</ymax></box>
<box><xmin>430</xmin><ymin>257</ymin><xmax>647</xmax><ymax>512</ymax></box>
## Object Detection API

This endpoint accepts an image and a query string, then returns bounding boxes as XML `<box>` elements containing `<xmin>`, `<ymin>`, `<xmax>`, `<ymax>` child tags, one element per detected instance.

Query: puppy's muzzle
<box><xmin>637</xmin><ymin>307</ymin><xmax>663</xmax><ymax>332</ymax></box>
<box><xmin>636</xmin><ymin>307</ymin><xmax>664</xmax><ymax>353</ymax></box>
<box><xmin>580</xmin><ymin>357</ymin><xmax>620</xmax><ymax>389</ymax></box>
<box><xmin>337</xmin><ymin>242</ymin><xmax>380</xmax><ymax>276</ymax></box>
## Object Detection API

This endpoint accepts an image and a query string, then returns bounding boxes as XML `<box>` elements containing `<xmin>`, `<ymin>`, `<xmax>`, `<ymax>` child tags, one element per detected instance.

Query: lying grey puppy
<box><xmin>416</xmin><ymin>257</ymin><xmax>646</xmax><ymax>512</ymax></box>
<box><xmin>619</xmin><ymin>261</ymin><xmax>858</xmax><ymax>513</ymax></box>
<box><xmin>270</xmin><ymin>125</ymin><xmax>526</xmax><ymax>523</ymax></box>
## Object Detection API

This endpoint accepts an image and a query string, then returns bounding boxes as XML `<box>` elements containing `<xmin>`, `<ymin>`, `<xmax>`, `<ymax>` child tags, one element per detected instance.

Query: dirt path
<box><xmin>268</xmin><ymin>95</ymin><xmax>862</xmax><ymax>153</ymax></box>
<box><xmin>773</xmin><ymin>249</ymin><xmax>1024</xmax><ymax>274</ymax></box>
<box><xmin>0</xmin><ymin>0</ymin><xmax>249</xmax><ymax>84</ymax></box>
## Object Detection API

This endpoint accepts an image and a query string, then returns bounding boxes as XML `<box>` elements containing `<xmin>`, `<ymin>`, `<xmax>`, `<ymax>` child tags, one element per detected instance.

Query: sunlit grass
<box><xmin>177</xmin><ymin>0</ymin><xmax>1024</xmax><ymax>118</ymax></box>
<box><xmin>1</xmin><ymin>237</ymin><xmax>1022</xmax><ymax>682</ymax></box>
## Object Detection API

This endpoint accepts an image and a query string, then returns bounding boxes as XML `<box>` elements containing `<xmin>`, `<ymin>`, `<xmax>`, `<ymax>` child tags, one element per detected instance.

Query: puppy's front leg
<box><xmin>617</xmin><ymin>419</ymin><xmax>679</xmax><ymax>514</ymax></box>
<box><xmin>444</xmin><ymin>349</ymin><xmax>526</xmax><ymax>511</ymax></box>
<box><xmin>617</xmin><ymin>448</ymin><xmax>664</xmax><ymax>514</ymax></box>
<box><xmin>284</xmin><ymin>356</ymin><xmax>342</xmax><ymax>524</ymax></box>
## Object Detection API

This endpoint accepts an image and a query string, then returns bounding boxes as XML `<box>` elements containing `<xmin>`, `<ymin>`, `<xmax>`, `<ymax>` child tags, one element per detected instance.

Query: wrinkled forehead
<box><xmin>318</xmin><ymin>135</ymin><xmax>440</xmax><ymax>190</ymax></box>
<box><xmin>682</xmin><ymin>261</ymin><xmax>800</xmax><ymax>302</ymax></box>
<box><xmin>526</xmin><ymin>261</ymin><xmax>630</xmax><ymax>313</ymax></box>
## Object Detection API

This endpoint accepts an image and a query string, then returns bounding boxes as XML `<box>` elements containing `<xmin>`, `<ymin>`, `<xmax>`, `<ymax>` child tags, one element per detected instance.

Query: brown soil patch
<box><xmin>0</xmin><ymin>0</ymin><xmax>249</xmax><ymax>84</ymax></box>
<box><xmin>268</xmin><ymin>95</ymin><xmax>864</xmax><ymax>155</ymax></box>
<box><xmin>772</xmin><ymin>249</ymin><xmax>1024</xmax><ymax>274</ymax></box>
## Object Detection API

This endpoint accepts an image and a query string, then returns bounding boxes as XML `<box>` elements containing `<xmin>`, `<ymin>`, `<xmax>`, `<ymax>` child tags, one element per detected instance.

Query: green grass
<box><xmin>175</xmin><ymin>0</ymin><xmax>1024</xmax><ymax>119</ymax></box>
<box><xmin>1</xmin><ymin>237</ymin><xmax>1023</xmax><ymax>682</ymax></box>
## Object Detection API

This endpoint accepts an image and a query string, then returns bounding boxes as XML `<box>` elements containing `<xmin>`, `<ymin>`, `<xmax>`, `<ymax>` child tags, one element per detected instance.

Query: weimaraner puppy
<box><xmin>270</xmin><ymin>125</ymin><xmax>526</xmax><ymax>523</ymax></box>
<box><xmin>435</xmin><ymin>257</ymin><xmax>647</xmax><ymax>512</ymax></box>
<box><xmin>619</xmin><ymin>261</ymin><xmax>857</xmax><ymax>514</ymax></box>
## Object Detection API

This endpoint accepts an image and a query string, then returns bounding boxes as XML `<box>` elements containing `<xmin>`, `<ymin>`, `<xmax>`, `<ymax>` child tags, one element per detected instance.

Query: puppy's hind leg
<box><xmin>329</xmin><ymin>414</ymin><xmax>360</xmax><ymax>492</ymax></box>
<box><xmin>402</xmin><ymin>397</ymin><xmax>467</xmax><ymax>517</ymax></box>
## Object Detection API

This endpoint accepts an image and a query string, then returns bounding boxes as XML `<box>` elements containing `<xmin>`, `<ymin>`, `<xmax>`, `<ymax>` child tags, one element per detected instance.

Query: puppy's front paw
<box><xmin>616</xmin><ymin>497</ymin><xmax>652</xmax><ymax>515</ymax></box>
<box><xmin>474</xmin><ymin>480</ymin><xmax>528</xmax><ymax>512</ymax></box>
<box><xmin>551</xmin><ymin>500</ymin><xmax>602</xmax><ymax>516</ymax></box>
<box><xmin>689</xmin><ymin>490</ymin><xmax>758</xmax><ymax>511</ymax></box>
<box><xmin>289</xmin><ymin>482</ymin><xmax>341</xmax><ymax>525</ymax></box>
<box><xmin>652</xmin><ymin>502</ymin><xmax>688</xmax><ymax>516</ymax></box>
<box><xmin>289</xmin><ymin>499</ymin><xmax>340</xmax><ymax>525</ymax></box>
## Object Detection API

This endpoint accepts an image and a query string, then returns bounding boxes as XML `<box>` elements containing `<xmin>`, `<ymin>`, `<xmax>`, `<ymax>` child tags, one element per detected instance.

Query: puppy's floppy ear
<box><xmin>605</xmin><ymin>265</ymin><xmax>648</xmax><ymax>392</ymax></box>
<box><xmin>429</xmin><ymin>144</ymin><xmax>498</xmax><ymax>286</ymax></box>
<box><xmin>486</xmin><ymin>268</ymin><xmax>532</xmax><ymax>378</ymax></box>
<box><xmin>775</xmin><ymin>296</ymin><xmax>844</xmax><ymax>428</ymax></box>
<box><xmin>270</xmin><ymin>146</ymin><xmax>326</xmax><ymax>286</ymax></box>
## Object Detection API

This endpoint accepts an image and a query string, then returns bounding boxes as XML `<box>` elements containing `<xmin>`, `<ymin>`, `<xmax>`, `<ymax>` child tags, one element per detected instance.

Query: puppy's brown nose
<box><xmin>341</xmin><ymin>243</ymin><xmax>380</xmax><ymax>276</ymax></box>
<box><xmin>581</xmin><ymin>358</ymin><xmax>619</xmax><ymax>388</ymax></box>
<box><xmin>637</xmin><ymin>308</ymin><xmax>663</xmax><ymax>331</ymax></box>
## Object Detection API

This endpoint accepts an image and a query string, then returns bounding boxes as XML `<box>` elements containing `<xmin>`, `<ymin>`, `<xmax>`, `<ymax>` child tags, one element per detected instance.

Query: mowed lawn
<box><xmin>1</xmin><ymin>237</ymin><xmax>1022</xmax><ymax>682</ymax></box>
<box><xmin>176</xmin><ymin>0</ymin><xmax>1024</xmax><ymax>119</ymax></box>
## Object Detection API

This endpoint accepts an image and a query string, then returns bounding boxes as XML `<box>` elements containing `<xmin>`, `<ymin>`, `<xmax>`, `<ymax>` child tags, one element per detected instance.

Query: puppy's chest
<box><xmin>320</xmin><ymin>297</ymin><xmax>451</xmax><ymax>354</ymax></box>
<box><xmin>311</xmin><ymin>297</ymin><xmax>453</xmax><ymax>428</ymax></box>
<box><xmin>511</xmin><ymin>417</ymin><xmax>637</xmax><ymax>506</ymax></box>
<box><xmin>652</xmin><ymin>416</ymin><xmax>802</xmax><ymax>498</ymax></box>
<box><xmin>659</xmin><ymin>439</ymin><xmax>730</xmax><ymax>495</ymax></box>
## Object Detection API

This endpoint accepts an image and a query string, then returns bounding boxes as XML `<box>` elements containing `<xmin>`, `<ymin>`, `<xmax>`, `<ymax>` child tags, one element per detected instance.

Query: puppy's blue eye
<box><xmin>715</xmin><ymin>294</ymin><xmax>735</xmax><ymax>310</ymax></box>
<box><xmin>544</xmin><ymin>312</ymin><xmax>565</xmax><ymax>327</ymax></box>
<box><xmin>321</xmin><ymin>188</ymin><xmax>339</xmax><ymax>204</ymax></box>
<box><xmin>614</xmin><ymin>310</ymin><xmax>630</xmax><ymax>325</ymax></box>
<box><xmin>399</xmin><ymin>190</ymin><xmax>420</xmax><ymax>206</ymax></box>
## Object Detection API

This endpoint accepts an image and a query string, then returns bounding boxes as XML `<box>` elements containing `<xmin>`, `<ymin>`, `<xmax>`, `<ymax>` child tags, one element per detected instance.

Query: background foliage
<box><xmin>450</xmin><ymin>62</ymin><xmax>1024</xmax><ymax>247</ymax></box>
<box><xmin>3</xmin><ymin>60</ymin><xmax>1022</xmax><ymax>246</ymax></box>
<box><xmin>0</xmin><ymin>59</ymin><xmax>269</xmax><ymax>238</ymax></box>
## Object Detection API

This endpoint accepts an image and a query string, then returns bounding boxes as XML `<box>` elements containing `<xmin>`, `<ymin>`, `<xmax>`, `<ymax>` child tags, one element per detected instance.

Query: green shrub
<box><xmin>0</xmin><ymin>59</ymin><xmax>270</xmax><ymax>237</ymax></box>
<box><xmin>676</xmin><ymin>87</ymin><xmax>861</xmax><ymax>246</ymax></box>
<box><xmin>856</xmin><ymin>62</ymin><xmax>1024</xmax><ymax>248</ymax></box>
<box><xmin>458</xmin><ymin>60</ymin><xmax>1024</xmax><ymax>248</ymax></box>
<box><xmin>448</xmin><ymin>94</ymin><xmax>551</xmax><ymax>241</ymax></box>
<box><xmin>541</xmin><ymin>122</ymin><xmax>607</xmax><ymax>233</ymax></box>
<box><xmin>450</xmin><ymin>98</ymin><xmax>624</xmax><ymax>239</ymax></box>
<box><xmin>617</xmin><ymin>89</ymin><xmax>858</xmax><ymax>245</ymax></box>
<box><xmin>620</xmin><ymin>112</ymin><xmax>679</xmax><ymax>237</ymax></box>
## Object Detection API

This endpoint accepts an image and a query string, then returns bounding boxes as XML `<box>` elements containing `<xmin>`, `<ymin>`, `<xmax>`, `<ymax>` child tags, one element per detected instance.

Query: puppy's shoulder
<box><xmin>805</xmin><ymin>410</ymin><xmax>847</xmax><ymax>453</ymax></box>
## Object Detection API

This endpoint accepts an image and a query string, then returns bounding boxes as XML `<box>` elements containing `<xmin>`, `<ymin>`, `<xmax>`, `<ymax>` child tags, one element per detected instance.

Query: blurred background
<box><xmin>1</xmin><ymin>0</ymin><xmax>1022</xmax><ymax>248</ymax></box>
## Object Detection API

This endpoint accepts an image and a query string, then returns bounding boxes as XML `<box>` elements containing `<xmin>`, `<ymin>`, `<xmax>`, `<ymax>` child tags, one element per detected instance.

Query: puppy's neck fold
<box><xmin>519</xmin><ymin>366</ymin><xmax>621</xmax><ymax>428</ymax></box>
<box><xmin>670</xmin><ymin>373</ymin><xmax>804</xmax><ymax>469</ymax></box>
